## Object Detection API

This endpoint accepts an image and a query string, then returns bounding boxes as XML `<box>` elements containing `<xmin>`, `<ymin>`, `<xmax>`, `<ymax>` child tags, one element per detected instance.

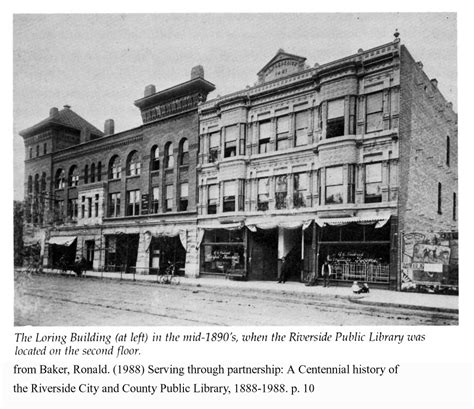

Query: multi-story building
<box><xmin>20</xmin><ymin>34</ymin><xmax>457</xmax><ymax>290</ymax></box>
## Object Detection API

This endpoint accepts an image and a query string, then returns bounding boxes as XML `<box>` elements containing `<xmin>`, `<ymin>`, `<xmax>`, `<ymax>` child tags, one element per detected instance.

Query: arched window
<box><xmin>27</xmin><ymin>175</ymin><xmax>33</xmax><ymax>196</ymax></box>
<box><xmin>179</xmin><ymin>138</ymin><xmax>189</xmax><ymax>166</ymax></box>
<box><xmin>150</xmin><ymin>145</ymin><xmax>160</xmax><ymax>171</ymax></box>
<box><xmin>97</xmin><ymin>162</ymin><xmax>102</xmax><ymax>181</ymax></box>
<box><xmin>90</xmin><ymin>163</ymin><xmax>96</xmax><ymax>183</ymax></box>
<box><xmin>84</xmin><ymin>164</ymin><xmax>89</xmax><ymax>184</ymax></box>
<box><xmin>69</xmin><ymin>166</ymin><xmax>79</xmax><ymax>187</ymax></box>
<box><xmin>109</xmin><ymin>155</ymin><xmax>121</xmax><ymax>179</ymax></box>
<box><xmin>34</xmin><ymin>174</ymin><xmax>39</xmax><ymax>194</ymax></box>
<box><xmin>127</xmin><ymin>151</ymin><xmax>141</xmax><ymax>176</ymax></box>
<box><xmin>55</xmin><ymin>169</ymin><xmax>65</xmax><ymax>189</ymax></box>
<box><xmin>41</xmin><ymin>173</ymin><xmax>47</xmax><ymax>192</ymax></box>
<box><xmin>164</xmin><ymin>142</ymin><xmax>174</xmax><ymax>169</ymax></box>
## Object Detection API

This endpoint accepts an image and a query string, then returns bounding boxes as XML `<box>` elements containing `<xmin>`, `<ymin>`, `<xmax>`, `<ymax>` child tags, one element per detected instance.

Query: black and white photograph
<box><xmin>13</xmin><ymin>13</ymin><xmax>459</xmax><ymax>326</ymax></box>
<box><xmin>6</xmin><ymin>8</ymin><xmax>473</xmax><ymax>408</ymax></box>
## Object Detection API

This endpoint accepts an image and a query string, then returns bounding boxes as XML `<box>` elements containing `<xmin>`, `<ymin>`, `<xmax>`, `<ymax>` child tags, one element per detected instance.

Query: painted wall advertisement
<box><xmin>401</xmin><ymin>232</ymin><xmax>458</xmax><ymax>291</ymax></box>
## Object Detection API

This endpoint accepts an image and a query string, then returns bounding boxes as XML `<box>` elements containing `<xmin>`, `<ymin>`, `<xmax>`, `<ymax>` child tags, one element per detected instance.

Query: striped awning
<box><xmin>314</xmin><ymin>213</ymin><xmax>391</xmax><ymax>229</ymax></box>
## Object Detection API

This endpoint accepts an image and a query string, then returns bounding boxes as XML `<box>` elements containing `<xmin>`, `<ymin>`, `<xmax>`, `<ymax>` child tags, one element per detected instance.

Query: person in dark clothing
<box><xmin>278</xmin><ymin>256</ymin><xmax>288</xmax><ymax>283</ymax></box>
<box><xmin>321</xmin><ymin>259</ymin><xmax>332</xmax><ymax>287</ymax></box>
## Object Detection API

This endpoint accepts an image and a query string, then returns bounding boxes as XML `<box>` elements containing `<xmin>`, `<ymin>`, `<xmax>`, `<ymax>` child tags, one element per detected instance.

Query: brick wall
<box><xmin>399</xmin><ymin>45</ymin><xmax>458</xmax><ymax>235</ymax></box>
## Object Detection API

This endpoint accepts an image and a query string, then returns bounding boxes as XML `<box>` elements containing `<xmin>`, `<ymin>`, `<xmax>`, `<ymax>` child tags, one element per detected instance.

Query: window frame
<box><xmin>325</xmin><ymin>166</ymin><xmax>344</xmax><ymax>205</ymax></box>
<box><xmin>258</xmin><ymin>120</ymin><xmax>272</xmax><ymax>154</ymax></box>
<box><xmin>364</xmin><ymin>162</ymin><xmax>383</xmax><ymax>203</ymax></box>
<box><xmin>126</xmin><ymin>189</ymin><xmax>141</xmax><ymax>216</ymax></box>
<box><xmin>365</xmin><ymin>91</ymin><xmax>384</xmax><ymax>133</ymax></box>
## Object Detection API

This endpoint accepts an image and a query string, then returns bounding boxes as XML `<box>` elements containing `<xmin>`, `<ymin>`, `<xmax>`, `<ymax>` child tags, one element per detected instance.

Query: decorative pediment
<box><xmin>257</xmin><ymin>49</ymin><xmax>307</xmax><ymax>84</ymax></box>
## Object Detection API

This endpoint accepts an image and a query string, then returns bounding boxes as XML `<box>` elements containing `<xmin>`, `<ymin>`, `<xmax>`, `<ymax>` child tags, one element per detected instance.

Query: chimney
<box><xmin>144</xmin><ymin>84</ymin><xmax>156</xmax><ymax>97</ymax></box>
<box><xmin>191</xmin><ymin>65</ymin><xmax>204</xmax><ymax>80</ymax></box>
<box><xmin>80</xmin><ymin>126</ymin><xmax>91</xmax><ymax>144</ymax></box>
<box><xmin>63</xmin><ymin>104</ymin><xmax>71</xmax><ymax>109</ymax></box>
<box><xmin>49</xmin><ymin>107</ymin><xmax>59</xmax><ymax>117</ymax></box>
<box><xmin>104</xmin><ymin>119</ymin><xmax>115</xmax><ymax>136</ymax></box>
<box><xmin>416</xmin><ymin>61</ymin><xmax>424</xmax><ymax>70</ymax></box>
<box><xmin>431</xmin><ymin>78</ymin><xmax>438</xmax><ymax>88</ymax></box>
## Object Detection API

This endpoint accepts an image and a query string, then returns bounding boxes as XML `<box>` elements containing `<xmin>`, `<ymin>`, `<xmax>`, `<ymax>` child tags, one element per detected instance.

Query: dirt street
<box><xmin>14</xmin><ymin>272</ymin><xmax>457</xmax><ymax>326</ymax></box>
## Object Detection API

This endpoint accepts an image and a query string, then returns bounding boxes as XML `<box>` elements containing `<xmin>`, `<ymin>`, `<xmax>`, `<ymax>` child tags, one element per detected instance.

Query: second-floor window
<box><xmin>68</xmin><ymin>198</ymin><xmax>78</xmax><ymax>220</ymax></box>
<box><xmin>259</xmin><ymin>120</ymin><xmax>271</xmax><ymax>153</ymax></box>
<box><xmin>366</xmin><ymin>92</ymin><xmax>384</xmax><ymax>133</ymax></box>
<box><xmin>151</xmin><ymin>186</ymin><xmax>160</xmax><ymax>214</ymax></box>
<box><xmin>165</xmin><ymin>184</ymin><xmax>174</xmax><ymax>211</ymax></box>
<box><xmin>295</xmin><ymin>111</ymin><xmax>309</xmax><ymax>146</ymax></box>
<box><xmin>108</xmin><ymin>193</ymin><xmax>121</xmax><ymax>217</ymax></box>
<box><xmin>365</xmin><ymin>163</ymin><xmax>382</xmax><ymax>203</ymax></box>
<box><xmin>126</xmin><ymin>190</ymin><xmax>140</xmax><ymax>216</ymax></box>
<box><xmin>207</xmin><ymin>184</ymin><xmax>218</xmax><ymax>214</ymax></box>
<box><xmin>179</xmin><ymin>182</ymin><xmax>189</xmax><ymax>211</ymax></box>
<box><xmin>208</xmin><ymin>132</ymin><xmax>220</xmax><ymax>163</ymax></box>
<box><xmin>327</xmin><ymin>99</ymin><xmax>345</xmax><ymax>139</ymax></box>
<box><xmin>325</xmin><ymin>166</ymin><xmax>343</xmax><ymax>204</ymax></box>
<box><xmin>223</xmin><ymin>180</ymin><xmax>236</xmax><ymax>212</ymax></box>
<box><xmin>275</xmin><ymin>175</ymin><xmax>287</xmax><ymax>209</ymax></box>
<box><xmin>276</xmin><ymin>116</ymin><xmax>289</xmax><ymax>151</ymax></box>
<box><xmin>257</xmin><ymin>178</ymin><xmax>269</xmax><ymax>211</ymax></box>
<box><xmin>293</xmin><ymin>173</ymin><xmax>307</xmax><ymax>208</ymax></box>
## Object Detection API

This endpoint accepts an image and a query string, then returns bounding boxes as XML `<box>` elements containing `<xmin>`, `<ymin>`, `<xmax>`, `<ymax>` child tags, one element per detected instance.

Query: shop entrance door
<box><xmin>249</xmin><ymin>228</ymin><xmax>278</xmax><ymax>280</ymax></box>
<box><xmin>85</xmin><ymin>240</ymin><xmax>95</xmax><ymax>269</ymax></box>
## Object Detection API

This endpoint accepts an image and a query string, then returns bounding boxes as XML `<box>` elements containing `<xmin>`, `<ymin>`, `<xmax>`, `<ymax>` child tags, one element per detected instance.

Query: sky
<box><xmin>12</xmin><ymin>13</ymin><xmax>457</xmax><ymax>200</ymax></box>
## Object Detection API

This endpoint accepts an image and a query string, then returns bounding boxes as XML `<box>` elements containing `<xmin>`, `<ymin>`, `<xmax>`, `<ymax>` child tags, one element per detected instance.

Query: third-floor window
<box><xmin>259</xmin><ymin>120</ymin><xmax>271</xmax><ymax>154</ymax></box>
<box><xmin>327</xmin><ymin>99</ymin><xmax>345</xmax><ymax>139</ymax></box>
<box><xmin>208</xmin><ymin>132</ymin><xmax>220</xmax><ymax>163</ymax></box>
<box><xmin>295</xmin><ymin>111</ymin><xmax>309</xmax><ymax>146</ymax></box>
<box><xmin>224</xmin><ymin>126</ymin><xmax>238</xmax><ymax>158</ymax></box>
<box><xmin>366</xmin><ymin>92</ymin><xmax>384</xmax><ymax>133</ymax></box>
<box><xmin>276</xmin><ymin>116</ymin><xmax>289</xmax><ymax>151</ymax></box>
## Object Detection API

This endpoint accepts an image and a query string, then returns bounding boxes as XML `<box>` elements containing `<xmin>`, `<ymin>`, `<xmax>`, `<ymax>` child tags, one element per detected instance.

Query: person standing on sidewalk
<box><xmin>321</xmin><ymin>259</ymin><xmax>332</xmax><ymax>287</ymax></box>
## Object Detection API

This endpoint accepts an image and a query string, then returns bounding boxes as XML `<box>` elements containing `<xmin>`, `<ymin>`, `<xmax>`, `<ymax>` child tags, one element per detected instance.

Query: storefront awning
<box><xmin>198</xmin><ymin>222</ymin><xmax>244</xmax><ymax>230</ymax></box>
<box><xmin>48</xmin><ymin>236</ymin><xmax>77</xmax><ymax>246</ymax></box>
<box><xmin>245</xmin><ymin>217</ymin><xmax>312</xmax><ymax>231</ymax></box>
<box><xmin>314</xmin><ymin>213</ymin><xmax>391</xmax><ymax>229</ymax></box>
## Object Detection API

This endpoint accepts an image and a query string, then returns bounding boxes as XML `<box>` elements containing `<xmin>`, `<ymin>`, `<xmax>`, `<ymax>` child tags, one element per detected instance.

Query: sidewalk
<box><xmin>40</xmin><ymin>268</ymin><xmax>459</xmax><ymax>314</ymax></box>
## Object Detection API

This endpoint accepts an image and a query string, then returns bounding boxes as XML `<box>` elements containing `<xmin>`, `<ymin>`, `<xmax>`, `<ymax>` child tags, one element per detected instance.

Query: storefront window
<box><xmin>201</xmin><ymin>229</ymin><xmax>245</xmax><ymax>275</ymax></box>
<box><xmin>325</xmin><ymin>166</ymin><xmax>343</xmax><ymax>204</ymax></box>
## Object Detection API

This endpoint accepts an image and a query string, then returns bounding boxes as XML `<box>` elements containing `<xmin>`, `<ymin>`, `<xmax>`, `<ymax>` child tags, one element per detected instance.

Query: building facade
<box><xmin>21</xmin><ymin>35</ymin><xmax>458</xmax><ymax>290</ymax></box>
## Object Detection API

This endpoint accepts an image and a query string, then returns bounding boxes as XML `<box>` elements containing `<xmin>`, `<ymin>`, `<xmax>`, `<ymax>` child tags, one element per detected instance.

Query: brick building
<box><xmin>20</xmin><ymin>34</ymin><xmax>457</xmax><ymax>290</ymax></box>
